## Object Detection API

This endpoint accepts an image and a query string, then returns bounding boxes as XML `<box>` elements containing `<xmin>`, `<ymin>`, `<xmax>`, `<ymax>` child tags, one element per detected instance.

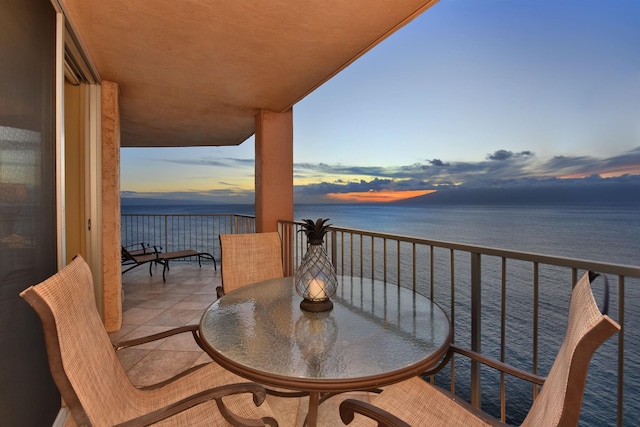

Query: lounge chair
<box><xmin>121</xmin><ymin>245</ymin><xmax>216</xmax><ymax>282</ymax></box>
<box><xmin>339</xmin><ymin>270</ymin><xmax>620</xmax><ymax>427</ymax></box>
<box><xmin>122</xmin><ymin>242</ymin><xmax>158</xmax><ymax>257</ymax></box>
<box><xmin>121</xmin><ymin>245</ymin><xmax>162</xmax><ymax>277</ymax></box>
<box><xmin>20</xmin><ymin>255</ymin><xmax>278</xmax><ymax>426</ymax></box>
<box><xmin>217</xmin><ymin>232</ymin><xmax>284</xmax><ymax>297</ymax></box>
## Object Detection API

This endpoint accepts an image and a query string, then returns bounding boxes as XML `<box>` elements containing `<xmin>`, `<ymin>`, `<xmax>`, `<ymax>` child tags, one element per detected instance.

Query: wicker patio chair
<box><xmin>20</xmin><ymin>255</ymin><xmax>278</xmax><ymax>427</ymax></box>
<box><xmin>339</xmin><ymin>271</ymin><xmax>620</xmax><ymax>427</ymax></box>
<box><xmin>218</xmin><ymin>232</ymin><xmax>284</xmax><ymax>298</ymax></box>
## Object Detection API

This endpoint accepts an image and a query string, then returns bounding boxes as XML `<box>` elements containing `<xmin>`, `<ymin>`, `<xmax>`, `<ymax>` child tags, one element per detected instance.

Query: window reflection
<box><xmin>0</xmin><ymin>126</ymin><xmax>39</xmax><ymax>249</ymax></box>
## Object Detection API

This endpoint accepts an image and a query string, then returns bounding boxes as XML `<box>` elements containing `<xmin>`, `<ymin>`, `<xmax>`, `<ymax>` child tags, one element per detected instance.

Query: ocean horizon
<box><xmin>122</xmin><ymin>199</ymin><xmax>640</xmax><ymax>266</ymax></box>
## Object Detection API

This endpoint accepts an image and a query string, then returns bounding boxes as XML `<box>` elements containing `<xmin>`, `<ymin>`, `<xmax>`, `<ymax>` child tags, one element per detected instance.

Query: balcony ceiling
<box><xmin>59</xmin><ymin>0</ymin><xmax>439</xmax><ymax>147</ymax></box>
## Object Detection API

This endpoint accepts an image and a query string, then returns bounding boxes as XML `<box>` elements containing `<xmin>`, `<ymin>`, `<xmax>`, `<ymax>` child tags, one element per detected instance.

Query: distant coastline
<box><xmin>397</xmin><ymin>183</ymin><xmax>640</xmax><ymax>205</ymax></box>
<box><xmin>121</xmin><ymin>187</ymin><xmax>640</xmax><ymax>208</ymax></box>
<box><xmin>121</xmin><ymin>197</ymin><xmax>222</xmax><ymax>206</ymax></box>
<box><xmin>122</xmin><ymin>172</ymin><xmax>640</xmax><ymax>207</ymax></box>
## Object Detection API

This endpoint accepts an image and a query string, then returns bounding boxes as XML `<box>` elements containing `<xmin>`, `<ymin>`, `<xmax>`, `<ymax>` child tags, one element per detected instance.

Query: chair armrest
<box><xmin>421</xmin><ymin>348</ymin><xmax>453</xmax><ymax>377</ymax></box>
<box><xmin>216</xmin><ymin>285</ymin><xmax>225</xmax><ymax>299</ymax></box>
<box><xmin>123</xmin><ymin>242</ymin><xmax>145</xmax><ymax>250</ymax></box>
<box><xmin>339</xmin><ymin>398</ymin><xmax>411</xmax><ymax>427</ymax></box>
<box><xmin>123</xmin><ymin>242</ymin><xmax>158</xmax><ymax>254</ymax></box>
<box><xmin>113</xmin><ymin>324</ymin><xmax>205</xmax><ymax>352</ymax></box>
<box><xmin>114</xmin><ymin>382</ymin><xmax>277</xmax><ymax>427</ymax></box>
<box><xmin>450</xmin><ymin>344</ymin><xmax>546</xmax><ymax>385</ymax></box>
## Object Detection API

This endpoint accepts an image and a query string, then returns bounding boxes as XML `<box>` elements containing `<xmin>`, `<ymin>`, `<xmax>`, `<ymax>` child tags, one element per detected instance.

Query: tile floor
<box><xmin>111</xmin><ymin>260</ymin><xmax>372</xmax><ymax>426</ymax></box>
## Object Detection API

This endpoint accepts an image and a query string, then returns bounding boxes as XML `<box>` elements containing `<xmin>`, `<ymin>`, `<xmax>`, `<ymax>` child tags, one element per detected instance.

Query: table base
<box><xmin>300</xmin><ymin>298</ymin><xmax>334</xmax><ymax>312</ymax></box>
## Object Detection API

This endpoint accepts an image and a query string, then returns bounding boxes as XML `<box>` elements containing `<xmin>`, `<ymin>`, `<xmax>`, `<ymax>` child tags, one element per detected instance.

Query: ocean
<box><xmin>122</xmin><ymin>201</ymin><xmax>640</xmax><ymax>425</ymax></box>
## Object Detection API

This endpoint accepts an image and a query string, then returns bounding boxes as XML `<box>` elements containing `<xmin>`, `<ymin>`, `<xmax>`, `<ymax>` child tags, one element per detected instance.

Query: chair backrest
<box><xmin>121</xmin><ymin>245</ymin><xmax>136</xmax><ymax>262</ymax></box>
<box><xmin>220</xmin><ymin>232</ymin><xmax>284</xmax><ymax>294</ymax></box>
<box><xmin>521</xmin><ymin>271</ymin><xmax>620</xmax><ymax>427</ymax></box>
<box><xmin>20</xmin><ymin>255</ymin><xmax>141</xmax><ymax>426</ymax></box>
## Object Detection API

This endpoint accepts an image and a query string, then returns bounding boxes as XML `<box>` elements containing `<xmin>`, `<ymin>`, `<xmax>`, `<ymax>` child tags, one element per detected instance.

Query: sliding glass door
<box><xmin>0</xmin><ymin>0</ymin><xmax>60</xmax><ymax>424</ymax></box>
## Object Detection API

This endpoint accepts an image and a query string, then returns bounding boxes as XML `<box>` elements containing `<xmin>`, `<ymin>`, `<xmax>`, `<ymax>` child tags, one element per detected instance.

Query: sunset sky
<box><xmin>121</xmin><ymin>0</ymin><xmax>640</xmax><ymax>205</ymax></box>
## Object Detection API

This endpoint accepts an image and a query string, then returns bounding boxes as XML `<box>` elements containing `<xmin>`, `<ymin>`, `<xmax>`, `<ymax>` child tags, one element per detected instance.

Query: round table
<box><xmin>200</xmin><ymin>275</ymin><xmax>451</xmax><ymax>426</ymax></box>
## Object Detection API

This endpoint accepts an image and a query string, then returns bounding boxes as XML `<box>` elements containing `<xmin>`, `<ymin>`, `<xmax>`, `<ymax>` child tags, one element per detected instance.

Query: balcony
<box><xmin>120</xmin><ymin>213</ymin><xmax>640</xmax><ymax>426</ymax></box>
<box><xmin>113</xmin><ymin>253</ymin><xmax>370</xmax><ymax>427</ymax></box>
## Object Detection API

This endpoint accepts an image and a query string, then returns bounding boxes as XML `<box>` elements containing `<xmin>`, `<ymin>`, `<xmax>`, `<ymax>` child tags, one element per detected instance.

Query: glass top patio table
<box><xmin>199</xmin><ymin>275</ymin><xmax>451</xmax><ymax>426</ymax></box>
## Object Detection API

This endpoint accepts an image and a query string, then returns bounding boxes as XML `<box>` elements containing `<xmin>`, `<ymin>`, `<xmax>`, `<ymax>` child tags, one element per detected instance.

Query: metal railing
<box><xmin>121</xmin><ymin>213</ymin><xmax>638</xmax><ymax>425</ymax></box>
<box><xmin>279</xmin><ymin>219</ymin><xmax>640</xmax><ymax>426</ymax></box>
<box><xmin>121</xmin><ymin>214</ymin><xmax>255</xmax><ymax>261</ymax></box>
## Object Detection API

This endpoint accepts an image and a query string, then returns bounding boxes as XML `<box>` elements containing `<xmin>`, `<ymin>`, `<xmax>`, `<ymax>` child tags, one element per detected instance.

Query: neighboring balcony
<box><xmin>121</xmin><ymin>213</ymin><xmax>640</xmax><ymax>426</ymax></box>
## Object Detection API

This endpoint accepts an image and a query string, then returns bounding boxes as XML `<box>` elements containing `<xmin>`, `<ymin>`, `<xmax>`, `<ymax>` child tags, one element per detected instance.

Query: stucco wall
<box><xmin>101</xmin><ymin>81</ymin><xmax>122</xmax><ymax>331</ymax></box>
<box><xmin>255</xmin><ymin>109</ymin><xmax>294</xmax><ymax>233</ymax></box>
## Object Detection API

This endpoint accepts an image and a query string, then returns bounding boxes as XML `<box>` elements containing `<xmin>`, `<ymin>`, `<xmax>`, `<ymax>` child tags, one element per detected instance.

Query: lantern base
<box><xmin>300</xmin><ymin>298</ymin><xmax>334</xmax><ymax>312</ymax></box>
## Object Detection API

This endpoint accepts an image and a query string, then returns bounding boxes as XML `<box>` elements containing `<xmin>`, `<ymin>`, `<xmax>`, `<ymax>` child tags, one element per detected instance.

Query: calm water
<box><xmin>122</xmin><ymin>201</ymin><xmax>640</xmax><ymax>425</ymax></box>
<box><xmin>123</xmin><ymin>201</ymin><xmax>639</xmax><ymax>265</ymax></box>
<box><xmin>294</xmin><ymin>202</ymin><xmax>640</xmax><ymax>266</ymax></box>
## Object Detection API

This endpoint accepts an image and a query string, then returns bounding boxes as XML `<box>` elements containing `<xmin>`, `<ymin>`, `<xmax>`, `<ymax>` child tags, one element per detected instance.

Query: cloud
<box><xmin>537</xmin><ymin>148</ymin><xmax>640</xmax><ymax>178</ymax></box>
<box><xmin>121</xmin><ymin>188</ymin><xmax>255</xmax><ymax>205</ymax></box>
<box><xmin>486</xmin><ymin>150</ymin><xmax>534</xmax><ymax>161</ymax></box>
<box><xmin>294</xmin><ymin>146</ymin><xmax>640</xmax><ymax>203</ymax></box>
<box><xmin>487</xmin><ymin>150</ymin><xmax>514</xmax><ymax>161</ymax></box>
<box><xmin>295</xmin><ymin>178</ymin><xmax>397</xmax><ymax>196</ymax></box>
<box><xmin>161</xmin><ymin>157</ymin><xmax>255</xmax><ymax>168</ymax></box>
<box><xmin>295</xmin><ymin>162</ymin><xmax>393</xmax><ymax>177</ymax></box>
<box><xmin>402</xmin><ymin>174</ymin><xmax>640</xmax><ymax>205</ymax></box>
<box><xmin>428</xmin><ymin>159</ymin><xmax>450</xmax><ymax>167</ymax></box>
<box><xmin>124</xmin><ymin>146</ymin><xmax>640</xmax><ymax>205</ymax></box>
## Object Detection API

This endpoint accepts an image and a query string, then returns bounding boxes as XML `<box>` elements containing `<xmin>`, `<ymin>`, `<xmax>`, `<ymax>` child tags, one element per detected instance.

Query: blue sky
<box><xmin>121</xmin><ymin>0</ymin><xmax>640</xmax><ymax>205</ymax></box>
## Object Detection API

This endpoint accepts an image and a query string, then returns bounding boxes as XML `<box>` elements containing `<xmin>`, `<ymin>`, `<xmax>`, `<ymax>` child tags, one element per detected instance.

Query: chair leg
<box><xmin>202</xmin><ymin>253</ymin><xmax>217</xmax><ymax>270</ymax></box>
<box><xmin>162</xmin><ymin>260</ymin><xmax>168</xmax><ymax>282</ymax></box>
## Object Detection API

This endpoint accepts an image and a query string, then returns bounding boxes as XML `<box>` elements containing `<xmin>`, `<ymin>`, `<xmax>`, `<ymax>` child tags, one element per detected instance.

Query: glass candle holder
<box><xmin>294</xmin><ymin>242</ymin><xmax>337</xmax><ymax>312</ymax></box>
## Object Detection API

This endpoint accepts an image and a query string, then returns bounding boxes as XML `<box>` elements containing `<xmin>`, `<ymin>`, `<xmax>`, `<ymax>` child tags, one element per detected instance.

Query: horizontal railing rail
<box><xmin>279</xmin><ymin>219</ymin><xmax>640</xmax><ymax>426</ymax></box>
<box><xmin>121</xmin><ymin>213</ymin><xmax>255</xmax><ymax>262</ymax></box>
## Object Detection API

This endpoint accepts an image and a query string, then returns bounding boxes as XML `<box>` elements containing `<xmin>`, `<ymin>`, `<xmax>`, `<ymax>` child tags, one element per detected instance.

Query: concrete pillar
<box><xmin>255</xmin><ymin>109</ymin><xmax>294</xmax><ymax>233</ymax></box>
<box><xmin>101</xmin><ymin>81</ymin><xmax>122</xmax><ymax>331</ymax></box>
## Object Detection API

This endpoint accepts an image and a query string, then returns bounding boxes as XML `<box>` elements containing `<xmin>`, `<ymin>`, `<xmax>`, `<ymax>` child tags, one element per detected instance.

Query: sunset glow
<box><xmin>326</xmin><ymin>190</ymin><xmax>436</xmax><ymax>203</ymax></box>
<box><xmin>558</xmin><ymin>165</ymin><xmax>640</xmax><ymax>180</ymax></box>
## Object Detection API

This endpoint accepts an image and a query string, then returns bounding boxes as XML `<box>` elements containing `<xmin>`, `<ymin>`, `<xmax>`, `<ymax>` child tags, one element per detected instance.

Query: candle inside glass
<box><xmin>307</xmin><ymin>278</ymin><xmax>326</xmax><ymax>299</ymax></box>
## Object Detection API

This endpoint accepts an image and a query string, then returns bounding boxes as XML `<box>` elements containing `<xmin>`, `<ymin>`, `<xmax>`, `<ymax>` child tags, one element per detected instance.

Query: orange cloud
<box><xmin>558</xmin><ymin>164</ymin><xmax>640</xmax><ymax>179</ymax></box>
<box><xmin>326</xmin><ymin>189</ymin><xmax>436</xmax><ymax>203</ymax></box>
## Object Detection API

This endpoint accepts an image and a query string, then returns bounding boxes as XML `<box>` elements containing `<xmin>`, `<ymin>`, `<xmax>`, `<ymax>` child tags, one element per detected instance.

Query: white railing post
<box><xmin>330</xmin><ymin>229</ymin><xmax>337</xmax><ymax>268</ymax></box>
<box><xmin>163</xmin><ymin>214</ymin><xmax>168</xmax><ymax>252</ymax></box>
<box><xmin>470</xmin><ymin>251</ymin><xmax>482</xmax><ymax>408</ymax></box>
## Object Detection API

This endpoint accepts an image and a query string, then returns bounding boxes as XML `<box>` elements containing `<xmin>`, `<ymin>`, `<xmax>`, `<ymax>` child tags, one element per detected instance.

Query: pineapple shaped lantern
<box><xmin>295</xmin><ymin>218</ymin><xmax>338</xmax><ymax>312</ymax></box>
